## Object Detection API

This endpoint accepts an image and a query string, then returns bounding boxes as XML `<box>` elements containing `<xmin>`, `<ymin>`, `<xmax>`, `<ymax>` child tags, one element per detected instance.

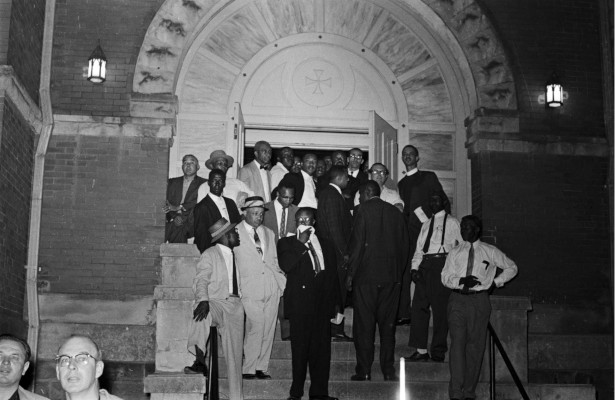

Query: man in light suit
<box><xmin>262</xmin><ymin>183</ymin><xmax>298</xmax><ymax>341</ymax></box>
<box><xmin>186</xmin><ymin>218</ymin><xmax>245</xmax><ymax>400</ymax></box>
<box><xmin>0</xmin><ymin>334</ymin><xmax>50</xmax><ymax>400</ymax></box>
<box><xmin>234</xmin><ymin>196</ymin><xmax>287</xmax><ymax>379</ymax></box>
<box><xmin>239</xmin><ymin>141</ymin><xmax>273</xmax><ymax>202</ymax></box>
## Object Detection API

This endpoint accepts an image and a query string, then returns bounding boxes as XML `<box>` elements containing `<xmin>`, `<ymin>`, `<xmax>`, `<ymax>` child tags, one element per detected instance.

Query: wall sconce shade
<box><xmin>545</xmin><ymin>72</ymin><xmax>563</xmax><ymax>107</ymax></box>
<box><xmin>87</xmin><ymin>42</ymin><xmax>107</xmax><ymax>83</ymax></box>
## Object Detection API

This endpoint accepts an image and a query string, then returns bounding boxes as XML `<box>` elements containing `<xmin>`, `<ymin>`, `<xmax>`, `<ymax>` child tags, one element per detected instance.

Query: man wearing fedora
<box><xmin>163</xmin><ymin>154</ymin><xmax>207</xmax><ymax>243</ymax></box>
<box><xmin>186</xmin><ymin>217</ymin><xmax>245</xmax><ymax>400</ymax></box>
<box><xmin>197</xmin><ymin>149</ymin><xmax>254</xmax><ymax>210</ymax></box>
<box><xmin>234</xmin><ymin>196</ymin><xmax>286</xmax><ymax>380</ymax></box>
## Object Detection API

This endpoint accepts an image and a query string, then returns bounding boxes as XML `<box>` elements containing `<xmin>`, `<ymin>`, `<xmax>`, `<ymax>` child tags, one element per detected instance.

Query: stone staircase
<box><xmin>144</xmin><ymin>244</ymin><xmax>596</xmax><ymax>400</ymax></box>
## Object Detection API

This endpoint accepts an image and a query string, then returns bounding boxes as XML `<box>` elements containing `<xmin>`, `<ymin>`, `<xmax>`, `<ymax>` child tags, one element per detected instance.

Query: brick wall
<box><xmin>481</xmin><ymin>0</ymin><xmax>605</xmax><ymax>137</ymax></box>
<box><xmin>6</xmin><ymin>0</ymin><xmax>45</xmax><ymax>105</ymax></box>
<box><xmin>0</xmin><ymin>97</ymin><xmax>35</xmax><ymax>335</ymax></box>
<box><xmin>0</xmin><ymin>0</ymin><xmax>11</xmax><ymax>64</ymax></box>
<box><xmin>471</xmin><ymin>151</ymin><xmax>611</xmax><ymax>307</ymax></box>
<box><xmin>51</xmin><ymin>0</ymin><xmax>164</xmax><ymax>117</ymax></box>
<box><xmin>38</xmin><ymin>133</ymin><xmax>168</xmax><ymax>296</ymax></box>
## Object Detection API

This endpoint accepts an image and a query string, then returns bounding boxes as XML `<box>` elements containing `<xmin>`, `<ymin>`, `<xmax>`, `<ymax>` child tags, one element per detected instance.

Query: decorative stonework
<box><xmin>293</xmin><ymin>60</ymin><xmax>343</xmax><ymax>107</ymax></box>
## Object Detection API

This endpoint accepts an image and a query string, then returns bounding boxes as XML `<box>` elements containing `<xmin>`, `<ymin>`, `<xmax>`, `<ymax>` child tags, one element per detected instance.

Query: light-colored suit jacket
<box><xmin>262</xmin><ymin>201</ymin><xmax>298</xmax><ymax>243</ymax></box>
<box><xmin>239</xmin><ymin>160</ymin><xmax>271</xmax><ymax>201</ymax></box>
<box><xmin>193</xmin><ymin>244</ymin><xmax>242</xmax><ymax>301</ymax></box>
<box><xmin>234</xmin><ymin>222</ymin><xmax>286</xmax><ymax>299</ymax></box>
<box><xmin>19</xmin><ymin>386</ymin><xmax>51</xmax><ymax>400</ymax></box>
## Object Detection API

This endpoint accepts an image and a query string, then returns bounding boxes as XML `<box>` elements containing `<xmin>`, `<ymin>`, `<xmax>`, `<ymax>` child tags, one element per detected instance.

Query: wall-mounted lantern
<box><xmin>538</xmin><ymin>72</ymin><xmax>567</xmax><ymax>108</ymax></box>
<box><xmin>87</xmin><ymin>41</ymin><xmax>107</xmax><ymax>83</ymax></box>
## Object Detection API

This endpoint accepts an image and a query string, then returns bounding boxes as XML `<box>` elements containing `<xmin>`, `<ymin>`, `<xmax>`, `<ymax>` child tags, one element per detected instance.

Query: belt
<box><xmin>451</xmin><ymin>289</ymin><xmax>486</xmax><ymax>295</ymax></box>
<box><xmin>423</xmin><ymin>253</ymin><xmax>448</xmax><ymax>259</ymax></box>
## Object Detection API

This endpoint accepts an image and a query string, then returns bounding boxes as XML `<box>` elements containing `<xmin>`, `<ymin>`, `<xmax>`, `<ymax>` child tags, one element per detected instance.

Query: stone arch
<box><xmin>133</xmin><ymin>0</ymin><xmax>517</xmax><ymax>216</ymax></box>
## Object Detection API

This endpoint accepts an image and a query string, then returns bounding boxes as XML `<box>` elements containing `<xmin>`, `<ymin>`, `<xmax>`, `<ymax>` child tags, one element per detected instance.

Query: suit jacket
<box><xmin>316</xmin><ymin>185</ymin><xmax>352</xmax><ymax>267</ymax></box>
<box><xmin>277</xmin><ymin>234</ymin><xmax>341</xmax><ymax>318</ymax></box>
<box><xmin>262</xmin><ymin>201</ymin><xmax>298</xmax><ymax>243</ymax></box>
<box><xmin>193</xmin><ymin>245</ymin><xmax>242</xmax><ymax>302</ymax></box>
<box><xmin>278</xmin><ymin>172</ymin><xmax>304</xmax><ymax>206</ymax></box>
<box><xmin>234</xmin><ymin>222</ymin><xmax>286</xmax><ymax>299</ymax></box>
<box><xmin>344</xmin><ymin>170</ymin><xmax>368</xmax><ymax>211</ymax></box>
<box><xmin>19</xmin><ymin>386</ymin><xmax>51</xmax><ymax>400</ymax></box>
<box><xmin>193</xmin><ymin>195</ymin><xmax>241</xmax><ymax>253</ymax></box>
<box><xmin>165</xmin><ymin>175</ymin><xmax>207</xmax><ymax>241</ymax></box>
<box><xmin>239</xmin><ymin>160</ymin><xmax>272</xmax><ymax>201</ymax></box>
<box><xmin>347</xmin><ymin>197</ymin><xmax>410</xmax><ymax>285</ymax></box>
<box><xmin>398</xmin><ymin>170</ymin><xmax>446</xmax><ymax>237</ymax></box>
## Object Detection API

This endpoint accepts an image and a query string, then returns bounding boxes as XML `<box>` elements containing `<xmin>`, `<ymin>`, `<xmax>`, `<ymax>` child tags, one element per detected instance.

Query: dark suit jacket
<box><xmin>347</xmin><ymin>197</ymin><xmax>410</xmax><ymax>285</ymax></box>
<box><xmin>343</xmin><ymin>170</ymin><xmax>368</xmax><ymax>211</ymax></box>
<box><xmin>278</xmin><ymin>172</ymin><xmax>304</xmax><ymax>206</ymax></box>
<box><xmin>193</xmin><ymin>195</ymin><xmax>241</xmax><ymax>253</ymax></box>
<box><xmin>397</xmin><ymin>171</ymin><xmax>446</xmax><ymax>238</ymax></box>
<box><xmin>262</xmin><ymin>201</ymin><xmax>298</xmax><ymax>243</ymax></box>
<box><xmin>165</xmin><ymin>175</ymin><xmax>207</xmax><ymax>242</ymax></box>
<box><xmin>277</xmin><ymin>235</ymin><xmax>341</xmax><ymax>318</ymax></box>
<box><xmin>316</xmin><ymin>185</ymin><xmax>352</xmax><ymax>267</ymax></box>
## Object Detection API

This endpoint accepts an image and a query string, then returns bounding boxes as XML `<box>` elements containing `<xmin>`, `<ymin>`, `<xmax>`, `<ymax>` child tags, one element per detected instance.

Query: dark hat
<box><xmin>241</xmin><ymin>196</ymin><xmax>269</xmax><ymax>211</ymax></box>
<box><xmin>209</xmin><ymin>218</ymin><xmax>238</xmax><ymax>244</ymax></box>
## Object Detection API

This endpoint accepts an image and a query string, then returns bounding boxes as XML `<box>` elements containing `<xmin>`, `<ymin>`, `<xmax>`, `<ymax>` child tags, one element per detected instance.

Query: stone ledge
<box><xmin>144</xmin><ymin>373</ymin><xmax>206</xmax><ymax>393</ymax></box>
<box><xmin>491</xmin><ymin>296</ymin><xmax>532</xmax><ymax>311</ymax></box>
<box><xmin>160</xmin><ymin>243</ymin><xmax>201</xmax><ymax>257</ymax></box>
<box><xmin>154</xmin><ymin>287</ymin><xmax>194</xmax><ymax>300</ymax></box>
<box><xmin>529</xmin><ymin>334</ymin><xmax>613</xmax><ymax>370</ymax></box>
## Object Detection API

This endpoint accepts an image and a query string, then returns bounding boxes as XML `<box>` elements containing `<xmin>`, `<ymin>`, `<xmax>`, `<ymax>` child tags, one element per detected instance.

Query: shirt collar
<box><xmin>207</xmin><ymin>192</ymin><xmax>223</xmax><ymax>202</ymax></box>
<box><xmin>329</xmin><ymin>183</ymin><xmax>342</xmax><ymax>195</ymax></box>
<box><xmin>405</xmin><ymin>167</ymin><xmax>418</xmax><ymax>176</ymax></box>
<box><xmin>242</xmin><ymin>220</ymin><xmax>259</xmax><ymax>232</ymax></box>
<box><xmin>216</xmin><ymin>243</ymin><xmax>233</xmax><ymax>255</ymax></box>
<box><xmin>348</xmin><ymin>169</ymin><xmax>359</xmax><ymax>178</ymax></box>
<box><xmin>434</xmin><ymin>209</ymin><xmax>447</xmax><ymax>218</ymax></box>
<box><xmin>301</xmin><ymin>170</ymin><xmax>311</xmax><ymax>179</ymax></box>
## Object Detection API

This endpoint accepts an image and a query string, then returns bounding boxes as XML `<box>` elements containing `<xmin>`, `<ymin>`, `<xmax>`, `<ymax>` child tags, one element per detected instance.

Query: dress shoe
<box><xmin>183</xmin><ymin>360</ymin><xmax>208</xmax><ymax>375</ymax></box>
<box><xmin>430</xmin><ymin>354</ymin><xmax>445</xmax><ymax>362</ymax></box>
<box><xmin>350</xmin><ymin>373</ymin><xmax>371</xmax><ymax>381</ymax></box>
<box><xmin>242</xmin><ymin>373</ymin><xmax>257</xmax><ymax>379</ymax></box>
<box><xmin>395</xmin><ymin>317</ymin><xmax>411</xmax><ymax>326</ymax></box>
<box><xmin>331</xmin><ymin>333</ymin><xmax>353</xmax><ymax>342</ymax></box>
<box><xmin>383</xmin><ymin>374</ymin><xmax>398</xmax><ymax>381</ymax></box>
<box><xmin>255</xmin><ymin>370</ymin><xmax>271</xmax><ymax>379</ymax></box>
<box><xmin>406</xmin><ymin>351</ymin><xmax>430</xmax><ymax>362</ymax></box>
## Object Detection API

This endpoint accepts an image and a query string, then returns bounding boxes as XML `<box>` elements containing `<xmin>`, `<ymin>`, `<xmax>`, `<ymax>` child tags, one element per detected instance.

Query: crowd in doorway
<box><xmin>159</xmin><ymin>142</ymin><xmax>518</xmax><ymax>400</ymax></box>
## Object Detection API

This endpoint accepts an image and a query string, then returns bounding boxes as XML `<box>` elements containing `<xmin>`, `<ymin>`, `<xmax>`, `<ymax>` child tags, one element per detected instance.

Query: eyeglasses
<box><xmin>297</xmin><ymin>217</ymin><xmax>313</xmax><ymax>224</ymax></box>
<box><xmin>349</xmin><ymin>155</ymin><xmax>363</xmax><ymax>160</ymax></box>
<box><xmin>55</xmin><ymin>352</ymin><xmax>97</xmax><ymax>368</ymax></box>
<box><xmin>369</xmin><ymin>170</ymin><xmax>387</xmax><ymax>175</ymax></box>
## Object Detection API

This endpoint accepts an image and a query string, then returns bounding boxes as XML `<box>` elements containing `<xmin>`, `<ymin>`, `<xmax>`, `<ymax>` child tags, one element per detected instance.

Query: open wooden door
<box><xmin>369</xmin><ymin>111</ymin><xmax>398</xmax><ymax>189</ymax></box>
<box><xmin>230</xmin><ymin>102</ymin><xmax>245</xmax><ymax>178</ymax></box>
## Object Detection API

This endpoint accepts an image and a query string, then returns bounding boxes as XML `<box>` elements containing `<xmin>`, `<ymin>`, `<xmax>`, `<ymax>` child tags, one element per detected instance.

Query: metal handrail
<box><xmin>487</xmin><ymin>322</ymin><xmax>530</xmax><ymax>400</ymax></box>
<box><xmin>207</xmin><ymin>326</ymin><xmax>219</xmax><ymax>400</ymax></box>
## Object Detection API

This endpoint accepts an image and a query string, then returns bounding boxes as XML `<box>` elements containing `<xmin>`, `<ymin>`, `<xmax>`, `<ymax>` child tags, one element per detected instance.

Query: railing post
<box><xmin>490</xmin><ymin>332</ymin><xmax>495</xmax><ymax>400</ymax></box>
<box><xmin>208</xmin><ymin>326</ymin><xmax>219</xmax><ymax>400</ymax></box>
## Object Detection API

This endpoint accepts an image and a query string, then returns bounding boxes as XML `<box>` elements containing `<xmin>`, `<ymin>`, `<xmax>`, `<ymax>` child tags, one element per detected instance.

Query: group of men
<box><xmin>0</xmin><ymin>334</ymin><xmax>123</xmax><ymax>400</ymax></box>
<box><xmin>164</xmin><ymin>141</ymin><xmax>519</xmax><ymax>400</ymax></box>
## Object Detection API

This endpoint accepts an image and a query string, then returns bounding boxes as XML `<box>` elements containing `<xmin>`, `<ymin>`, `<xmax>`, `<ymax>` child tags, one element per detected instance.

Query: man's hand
<box><xmin>298</xmin><ymin>227</ymin><xmax>312</xmax><ymax>244</ymax></box>
<box><xmin>410</xmin><ymin>269</ymin><xmax>423</xmax><ymax>284</ymax></box>
<box><xmin>459</xmin><ymin>275</ymin><xmax>480</xmax><ymax>288</ymax></box>
<box><xmin>345</xmin><ymin>275</ymin><xmax>353</xmax><ymax>292</ymax></box>
<box><xmin>173</xmin><ymin>215</ymin><xmax>185</xmax><ymax>226</ymax></box>
<box><xmin>162</xmin><ymin>201</ymin><xmax>181</xmax><ymax>214</ymax></box>
<box><xmin>193</xmin><ymin>301</ymin><xmax>210</xmax><ymax>322</ymax></box>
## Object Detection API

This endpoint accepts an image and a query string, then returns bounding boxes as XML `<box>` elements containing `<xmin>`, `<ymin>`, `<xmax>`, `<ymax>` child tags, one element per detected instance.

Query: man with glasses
<box><xmin>55</xmin><ymin>335</ymin><xmax>123</xmax><ymax>400</ymax></box>
<box><xmin>344</xmin><ymin>148</ymin><xmax>368</xmax><ymax>213</ymax></box>
<box><xmin>0</xmin><ymin>334</ymin><xmax>49</xmax><ymax>400</ymax></box>
<box><xmin>353</xmin><ymin>163</ymin><xmax>404</xmax><ymax>212</ymax></box>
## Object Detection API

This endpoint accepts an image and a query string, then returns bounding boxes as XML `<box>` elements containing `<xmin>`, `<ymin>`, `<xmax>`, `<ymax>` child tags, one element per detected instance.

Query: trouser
<box><xmin>331</xmin><ymin>259</ymin><xmax>350</xmax><ymax>336</ymax></box>
<box><xmin>408</xmin><ymin>256</ymin><xmax>450</xmax><ymax>358</ymax></box>
<box><xmin>352</xmin><ymin>283</ymin><xmax>400</xmax><ymax>377</ymax></box>
<box><xmin>278</xmin><ymin>299</ymin><xmax>291</xmax><ymax>339</ymax></box>
<box><xmin>447</xmin><ymin>291</ymin><xmax>491</xmax><ymax>400</ymax></box>
<box><xmin>289</xmin><ymin>312</ymin><xmax>332</xmax><ymax>398</ymax></box>
<box><xmin>242</xmin><ymin>291</ymin><xmax>280</xmax><ymax>374</ymax></box>
<box><xmin>398</xmin><ymin>226</ymin><xmax>419</xmax><ymax>319</ymax></box>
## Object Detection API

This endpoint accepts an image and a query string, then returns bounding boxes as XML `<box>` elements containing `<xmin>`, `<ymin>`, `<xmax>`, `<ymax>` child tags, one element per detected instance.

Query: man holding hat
<box><xmin>234</xmin><ymin>196</ymin><xmax>286</xmax><ymax>380</ymax></box>
<box><xmin>186</xmin><ymin>217</ymin><xmax>245</xmax><ymax>400</ymax></box>
<box><xmin>197</xmin><ymin>150</ymin><xmax>254</xmax><ymax>210</ymax></box>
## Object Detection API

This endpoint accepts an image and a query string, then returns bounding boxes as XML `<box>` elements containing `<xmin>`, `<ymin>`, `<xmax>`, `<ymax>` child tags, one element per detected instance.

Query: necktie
<box><xmin>279</xmin><ymin>208</ymin><xmax>286</xmax><ymax>238</ymax></box>
<box><xmin>422</xmin><ymin>217</ymin><xmax>435</xmax><ymax>254</ymax></box>
<box><xmin>253</xmin><ymin>228</ymin><xmax>263</xmax><ymax>256</ymax></box>
<box><xmin>307</xmin><ymin>241</ymin><xmax>322</xmax><ymax>274</ymax></box>
<box><xmin>230</xmin><ymin>249</ymin><xmax>239</xmax><ymax>295</ymax></box>
<box><xmin>462</xmin><ymin>243</ymin><xmax>474</xmax><ymax>293</ymax></box>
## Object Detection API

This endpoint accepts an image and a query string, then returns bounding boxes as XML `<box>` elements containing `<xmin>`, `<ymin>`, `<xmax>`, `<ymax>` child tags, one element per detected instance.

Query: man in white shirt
<box><xmin>279</xmin><ymin>154</ymin><xmax>318</xmax><ymax>208</ymax></box>
<box><xmin>353</xmin><ymin>163</ymin><xmax>404</xmax><ymax>212</ymax></box>
<box><xmin>197</xmin><ymin>150</ymin><xmax>254</xmax><ymax>210</ymax></box>
<box><xmin>441</xmin><ymin>215</ymin><xmax>518</xmax><ymax>400</ymax></box>
<box><xmin>406</xmin><ymin>191</ymin><xmax>461</xmax><ymax>363</ymax></box>
<box><xmin>270</xmin><ymin>147</ymin><xmax>294</xmax><ymax>193</ymax></box>
<box><xmin>239</xmin><ymin>141</ymin><xmax>273</xmax><ymax>202</ymax></box>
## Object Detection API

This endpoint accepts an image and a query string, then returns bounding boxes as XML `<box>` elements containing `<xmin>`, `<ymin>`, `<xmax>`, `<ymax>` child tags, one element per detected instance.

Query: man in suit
<box><xmin>234</xmin><ymin>197</ymin><xmax>286</xmax><ymax>379</ymax></box>
<box><xmin>279</xmin><ymin>153</ymin><xmax>318</xmax><ymax>208</ymax></box>
<box><xmin>239</xmin><ymin>141</ymin><xmax>273</xmax><ymax>202</ymax></box>
<box><xmin>0</xmin><ymin>334</ymin><xmax>50</xmax><ymax>400</ymax></box>
<box><xmin>352</xmin><ymin>163</ymin><xmax>404</xmax><ymax>212</ymax></box>
<box><xmin>316</xmin><ymin>165</ymin><xmax>352</xmax><ymax>341</ymax></box>
<box><xmin>186</xmin><ymin>218</ymin><xmax>245</xmax><ymax>400</ymax></box>
<box><xmin>396</xmin><ymin>145</ymin><xmax>447</xmax><ymax>326</ymax></box>
<box><xmin>344</xmin><ymin>148</ymin><xmax>368</xmax><ymax>212</ymax></box>
<box><xmin>262</xmin><ymin>183</ymin><xmax>298</xmax><ymax>341</ymax></box>
<box><xmin>407</xmin><ymin>190</ymin><xmax>462</xmax><ymax>362</ymax></box>
<box><xmin>197</xmin><ymin>150</ymin><xmax>254</xmax><ymax>210</ymax></box>
<box><xmin>193</xmin><ymin>169</ymin><xmax>241</xmax><ymax>253</ymax></box>
<box><xmin>346</xmin><ymin>181</ymin><xmax>410</xmax><ymax>381</ymax></box>
<box><xmin>441</xmin><ymin>215</ymin><xmax>518</xmax><ymax>400</ymax></box>
<box><xmin>270</xmin><ymin>147</ymin><xmax>294</xmax><ymax>194</ymax></box>
<box><xmin>278</xmin><ymin>207</ymin><xmax>342</xmax><ymax>400</ymax></box>
<box><xmin>163</xmin><ymin>154</ymin><xmax>207</xmax><ymax>243</ymax></box>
